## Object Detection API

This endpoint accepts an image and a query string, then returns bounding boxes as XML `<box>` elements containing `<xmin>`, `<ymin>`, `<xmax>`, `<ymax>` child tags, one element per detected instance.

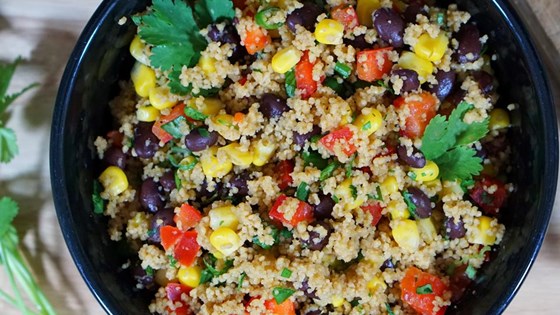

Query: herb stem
<box><xmin>1</xmin><ymin>242</ymin><xmax>31</xmax><ymax>315</ymax></box>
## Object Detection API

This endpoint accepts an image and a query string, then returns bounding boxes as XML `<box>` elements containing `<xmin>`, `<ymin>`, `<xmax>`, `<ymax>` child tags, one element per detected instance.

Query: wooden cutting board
<box><xmin>0</xmin><ymin>0</ymin><xmax>558</xmax><ymax>314</ymax></box>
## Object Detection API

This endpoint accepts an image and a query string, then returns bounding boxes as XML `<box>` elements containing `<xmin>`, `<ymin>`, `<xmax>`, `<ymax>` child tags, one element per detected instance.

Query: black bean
<box><xmin>455</xmin><ymin>24</ymin><xmax>481</xmax><ymax>63</ymax></box>
<box><xmin>446</xmin><ymin>87</ymin><xmax>466</xmax><ymax>107</ymax></box>
<box><xmin>184</xmin><ymin>128</ymin><xmax>218</xmax><ymax>152</ymax></box>
<box><xmin>314</xmin><ymin>193</ymin><xmax>335</xmax><ymax>220</ymax></box>
<box><xmin>160</xmin><ymin>170</ymin><xmax>176</xmax><ymax>192</ymax></box>
<box><xmin>104</xmin><ymin>146</ymin><xmax>126</xmax><ymax>169</ymax></box>
<box><xmin>373</xmin><ymin>8</ymin><xmax>404</xmax><ymax>48</ymax></box>
<box><xmin>343</xmin><ymin>34</ymin><xmax>371</xmax><ymax>49</ymax></box>
<box><xmin>483</xmin><ymin>133</ymin><xmax>508</xmax><ymax>157</ymax></box>
<box><xmin>229</xmin><ymin>44</ymin><xmax>253</xmax><ymax>65</ymax></box>
<box><xmin>148</xmin><ymin>207</ymin><xmax>175</xmax><ymax>243</ymax></box>
<box><xmin>294</xmin><ymin>125</ymin><xmax>321</xmax><ymax>147</ymax></box>
<box><xmin>207</xmin><ymin>23</ymin><xmax>240</xmax><ymax>44</ymax></box>
<box><xmin>132</xmin><ymin>265</ymin><xmax>154</xmax><ymax>288</ymax></box>
<box><xmin>380</xmin><ymin>259</ymin><xmax>395</xmax><ymax>271</ymax></box>
<box><xmin>406</xmin><ymin>187</ymin><xmax>432</xmax><ymax>218</ymax></box>
<box><xmin>140</xmin><ymin>178</ymin><xmax>165</xmax><ymax>213</ymax></box>
<box><xmin>475</xmin><ymin>146</ymin><xmax>488</xmax><ymax>160</ymax></box>
<box><xmin>445</xmin><ymin>217</ymin><xmax>466</xmax><ymax>239</ymax></box>
<box><xmin>397</xmin><ymin>145</ymin><xmax>426</xmax><ymax>168</ymax></box>
<box><xmin>300</xmin><ymin>221</ymin><xmax>332</xmax><ymax>251</ymax></box>
<box><xmin>472</xmin><ymin>70</ymin><xmax>494</xmax><ymax>94</ymax></box>
<box><xmin>403</xmin><ymin>1</ymin><xmax>427</xmax><ymax>23</ymax></box>
<box><xmin>449</xmin><ymin>264</ymin><xmax>473</xmax><ymax>303</ymax></box>
<box><xmin>429</xmin><ymin>70</ymin><xmax>456</xmax><ymax>100</ymax></box>
<box><xmin>228</xmin><ymin>172</ymin><xmax>250</xmax><ymax>196</ymax></box>
<box><xmin>259</xmin><ymin>93</ymin><xmax>289</xmax><ymax>119</ymax></box>
<box><xmin>299</xmin><ymin>278</ymin><xmax>318</xmax><ymax>299</ymax></box>
<box><xmin>134</xmin><ymin>122</ymin><xmax>159</xmax><ymax>159</ymax></box>
<box><xmin>392</xmin><ymin>69</ymin><xmax>420</xmax><ymax>92</ymax></box>
<box><xmin>198</xmin><ymin>180</ymin><xmax>224</xmax><ymax>201</ymax></box>
<box><xmin>207</xmin><ymin>25</ymin><xmax>222</xmax><ymax>42</ymax></box>
<box><xmin>286</xmin><ymin>2</ymin><xmax>322</xmax><ymax>33</ymax></box>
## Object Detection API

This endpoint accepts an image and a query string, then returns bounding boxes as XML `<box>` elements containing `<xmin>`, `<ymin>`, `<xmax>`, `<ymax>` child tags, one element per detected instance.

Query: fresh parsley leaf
<box><xmin>194</xmin><ymin>0</ymin><xmax>235</xmax><ymax>28</ymax></box>
<box><xmin>92</xmin><ymin>180</ymin><xmax>105</xmax><ymax>214</ymax></box>
<box><xmin>295</xmin><ymin>182</ymin><xmax>309</xmax><ymax>201</ymax></box>
<box><xmin>416</xmin><ymin>284</ymin><xmax>433</xmax><ymax>294</ymax></box>
<box><xmin>0</xmin><ymin>127</ymin><xmax>18</xmax><ymax>163</ymax></box>
<box><xmin>435</xmin><ymin>146</ymin><xmax>483</xmax><ymax>181</ymax></box>
<box><xmin>272</xmin><ymin>287</ymin><xmax>295</xmax><ymax>304</ymax></box>
<box><xmin>0</xmin><ymin>197</ymin><xmax>18</xmax><ymax>238</ymax></box>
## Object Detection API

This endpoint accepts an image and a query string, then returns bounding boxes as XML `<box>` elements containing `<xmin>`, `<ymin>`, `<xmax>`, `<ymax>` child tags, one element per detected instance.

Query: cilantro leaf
<box><xmin>0</xmin><ymin>127</ymin><xmax>18</xmax><ymax>163</ymax></box>
<box><xmin>0</xmin><ymin>197</ymin><xmax>18</xmax><ymax>238</ymax></box>
<box><xmin>0</xmin><ymin>57</ymin><xmax>21</xmax><ymax>99</ymax></box>
<box><xmin>168</xmin><ymin>70</ymin><xmax>193</xmax><ymax>95</ymax></box>
<box><xmin>455</xmin><ymin>118</ymin><xmax>490</xmax><ymax>145</ymax></box>
<box><xmin>150</xmin><ymin>44</ymin><xmax>196</xmax><ymax>71</ymax></box>
<box><xmin>194</xmin><ymin>0</ymin><xmax>235</xmax><ymax>28</ymax></box>
<box><xmin>434</xmin><ymin>146</ymin><xmax>483</xmax><ymax>181</ymax></box>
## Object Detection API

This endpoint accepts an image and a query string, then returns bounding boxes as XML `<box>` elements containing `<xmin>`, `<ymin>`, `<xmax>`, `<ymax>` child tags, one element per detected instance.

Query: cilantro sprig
<box><xmin>420</xmin><ymin>102</ymin><xmax>489</xmax><ymax>181</ymax></box>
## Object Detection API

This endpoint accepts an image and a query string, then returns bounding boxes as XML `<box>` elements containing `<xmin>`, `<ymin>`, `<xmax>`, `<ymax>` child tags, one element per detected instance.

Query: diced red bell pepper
<box><xmin>320</xmin><ymin>125</ymin><xmax>357</xmax><ymax>156</ymax></box>
<box><xmin>469</xmin><ymin>176</ymin><xmax>507</xmax><ymax>216</ymax></box>
<box><xmin>361</xmin><ymin>201</ymin><xmax>383</xmax><ymax>226</ymax></box>
<box><xmin>232</xmin><ymin>0</ymin><xmax>247</xmax><ymax>10</ymax></box>
<box><xmin>152</xmin><ymin>103</ymin><xmax>187</xmax><ymax>144</ymax></box>
<box><xmin>106</xmin><ymin>130</ymin><xmax>124</xmax><ymax>147</ymax></box>
<box><xmin>277</xmin><ymin>160</ymin><xmax>295</xmax><ymax>190</ymax></box>
<box><xmin>374</xmin><ymin>143</ymin><xmax>397</xmax><ymax>159</ymax></box>
<box><xmin>356</xmin><ymin>48</ymin><xmax>393</xmax><ymax>82</ymax></box>
<box><xmin>295</xmin><ymin>51</ymin><xmax>317</xmax><ymax>99</ymax></box>
<box><xmin>264</xmin><ymin>298</ymin><xmax>296</xmax><ymax>315</ymax></box>
<box><xmin>331</xmin><ymin>5</ymin><xmax>359</xmax><ymax>30</ymax></box>
<box><xmin>401</xmin><ymin>267</ymin><xmax>448</xmax><ymax>315</ymax></box>
<box><xmin>174</xmin><ymin>203</ymin><xmax>203</xmax><ymax>231</ymax></box>
<box><xmin>393</xmin><ymin>92</ymin><xmax>438</xmax><ymax>138</ymax></box>
<box><xmin>174</xmin><ymin>231</ymin><xmax>200</xmax><ymax>267</ymax></box>
<box><xmin>160</xmin><ymin>225</ymin><xmax>183</xmax><ymax>251</ymax></box>
<box><xmin>165</xmin><ymin>283</ymin><xmax>192</xmax><ymax>315</ymax></box>
<box><xmin>269</xmin><ymin>194</ymin><xmax>314</xmax><ymax>227</ymax></box>
<box><xmin>239</xmin><ymin>75</ymin><xmax>248</xmax><ymax>86</ymax></box>
<box><xmin>244</xmin><ymin>26</ymin><xmax>271</xmax><ymax>54</ymax></box>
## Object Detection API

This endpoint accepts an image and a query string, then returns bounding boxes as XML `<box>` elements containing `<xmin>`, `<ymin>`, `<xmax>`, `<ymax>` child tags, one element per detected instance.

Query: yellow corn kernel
<box><xmin>99</xmin><ymin>166</ymin><xmax>128</xmax><ymax>197</ymax></box>
<box><xmin>212</xmin><ymin>113</ymin><xmax>234</xmax><ymax>127</ymax></box>
<box><xmin>198</xmin><ymin>55</ymin><xmax>217</xmax><ymax>76</ymax></box>
<box><xmin>129</xmin><ymin>35</ymin><xmax>150</xmax><ymax>65</ymax></box>
<box><xmin>398</xmin><ymin>51</ymin><xmax>434</xmax><ymax>82</ymax></box>
<box><xmin>381</xmin><ymin>176</ymin><xmax>399</xmax><ymax>195</ymax></box>
<box><xmin>410</xmin><ymin>160</ymin><xmax>439</xmax><ymax>182</ymax></box>
<box><xmin>131</xmin><ymin>62</ymin><xmax>156</xmax><ymax>98</ymax></box>
<box><xmin>136</xmin><ymin>105</ymin><xmax>160</xmax><ymax>122</ymax></box>
<box><xmin>470</xmin><ymin>216</ymin><xmax>498</xmax><ymax>245</ymax></box>
<box><xmin>387</xmin><ymin>200</ymin><xmax>410</xmax><ymax>220</ymax></box>
<box><xmin>149</xmin><ymin>86</ymin><xmax>177</xmax><ymax>110</ymax></box>
<box><xmin>367</xmin><ymin>275</ymin><xmax>387</xmax><ymax>293</ymax></box>
<box><xmin>356</xmin><ymin>0</ymin><xmax>381</xmax><ymax>27</ymax></box>
<box><xmin>199</xmin><ymin>98</ymin><xmax>225</xmax><ymax>116</ymax></box>
<box><xmin>209</xmin><ymin>206</ymin><xmax>239</xmax><ymax>230</ymax></box>
<box><xmin>335</xmin><ymin>178</ymin><xmax>366</xmax><ymax>211</ymax></box>
<box><xmin>177</xmin><ymin>265</ymin><xmax>202</xmax><ymax>288</ymax></box>
<box><xmin>210</xmin><ymin>227</ymin><xmax>242</xmax><ymax>256</ymax></box>
<box><xmin>489</xmin><ymin>108</ymin><xmax>510</xmax><ymax>130</ymax></box>
<box><xmin>200</xmin><ymin>146</ymin><xmax>233</xmax><ymax>178</ymax></box>
<box><xmin>340</xmin><ymin>112</ymin><xmax>354</xmax><ymax>126</ymax></box>
<box><xmin>414</xmin><ymin>33</ymin><xmax>449</xmax><ymax>62</ymax></box>
<box><xmin>252</xmin><ymin>138</ymin><xmax>277</xmax><ymax>166</ymax></box>
<box><xmin>332</xmin><ymin>296</ymin><xmax>345</xmax><ymax>308</ymax></box>
<box><xmin>353</xmin><ymin>108</ymin><xmax>383</xmax><ymax>136</ymax></box>
<box><xmin>218</xmin><ymin>142</ymin><xmax>254</xmax><ymax>167</ymax></box>
<box><xmin>417</xmin><ymin>217</ymin><xmax>437</xmax><ymax>242</ymax></box>
<box><xmin>391</xmin><ymin>219</ymin><xmax>420</xmax><ymax>251</ymax></box>
<box><xmin>314</xmin><ymin>19</ymin><xmax>345</xmax><ymax>45</ymax></box>
<box><xmin>271</xmin><ymin>46</ymin><xmax>303</xmax><ymax>74</ymax></box>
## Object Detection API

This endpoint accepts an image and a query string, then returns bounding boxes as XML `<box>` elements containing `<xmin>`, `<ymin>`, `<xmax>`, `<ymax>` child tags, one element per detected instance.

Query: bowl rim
<box><xmin>50</xmin><ymin>0</ymin><xmax>559</xmax><ymax>314</ymax></box>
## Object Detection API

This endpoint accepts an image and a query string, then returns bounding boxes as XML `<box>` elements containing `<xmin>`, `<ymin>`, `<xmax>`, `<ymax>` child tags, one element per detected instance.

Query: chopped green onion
<box><xmin>345</xmin><ymin>155</ymin><xmax>355</xmax><ymax>178</ymax></box>
<box><xmin>280</xmin><ymin>268</ymin><xmax>292</xmax><ymax>278</ymax></box>
<box><xmin>367</xmin><ymin>186</ymin><xmax>383</xmax><ymax>201</ymax></box>
<box><xmin>302</xmin><ymin>150</ymin><xmax>328</xmax><ymax>169</ymax></box>
<box><xmin>255</xmin><ymin>7</ymin><xmax>283</xmax><ymax>30</ymax></box>
<box><xmin>161</xmin><ymin>115</ymin><xmax>187</xmax><ymax>138</ymax></box>
<box><xmin>279</xmin><ymin>228</ymin><xmax>293</xmax><ymax>239</ymax></box>
<box><xmin>272</xmin><ymin>287</ymin><xmax>295</xmax><ymax>304</ymax></box>
<box><xmin>295</xmin><ymin>182</ymin><xmax>310</xmax><ymax>201</ymax></box>
<box><xmin>168</xmin><ymin>255</ymin><xmax>178</xmax><ymax>268</ymax></box>
<box><xmin>334</xmin><ymin>62</ymin><xmax>352</xmax><ymax>79</ymax></box>
<box><xmin>376</xmin><ymin>79</ymin><xmax>394</xmax><ymax>94</ymax></box>
<box><xmin>320</xmin><ymin>161</ymin><xmax>340</xmax><ymax>181</ymax></box>
<box><xmin>416</xmin><ymin>284</ymin><xmax>433</xmax><ymax>294</ymax></box>
<box><xmin>184</xmin><ymin>106</ymin><xmax>208</xmax><ymax>121</ymax></box>
<box><xmin>465</xmin><ymin>264</ymin><xmax>477</xmax><ymax>280</ymax></box>
<box><xmin>407</xmin><ymin>171</ymin><xmax>417</xmax><ymax>181</ymax></box>
<box><xmin>174</xmin><ymin>170</ymin><xmax>182</xmax><ymax>189</ymax></box>
<box><xmin>238</xmin><ymin>272</ymin><xmax>247</xmax><ymax>290</ymax></box>
<box><xmin>285</xmin><ymin>68</ymin><xmax>296</xmax><ymax>97</ymax></box>
<box><xmin>436</xmin><ymin>12</ymin><xmax>445</xmax><ymax>26</ymax></box>
<box><xmin>145</xmin><ymin>266</ymin><xmax>154</xmax><ymax>276</ymax></box>
<box><xmin>323</xmin><ymin>76</ymin><xmax>343</xmax><ymax>94</ymax></box>
<box><xmin>92</xmin><ymin>180</ymin><xmax>105</xmax><ymax>214</ymax></box>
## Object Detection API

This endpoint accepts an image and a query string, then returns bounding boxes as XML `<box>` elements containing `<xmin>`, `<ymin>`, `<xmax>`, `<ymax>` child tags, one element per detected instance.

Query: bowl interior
<box><xmin>50</xmin><ymin>0</ymin><xmax>558</xmax><ymax>314</ymax></box>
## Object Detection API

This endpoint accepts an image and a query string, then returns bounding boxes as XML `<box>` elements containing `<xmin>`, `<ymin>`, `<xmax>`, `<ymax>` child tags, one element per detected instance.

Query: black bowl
<box><xmin>50</xmin><ymin>0</ymin><xmax>558</xmax><ymax>314</ymax></box>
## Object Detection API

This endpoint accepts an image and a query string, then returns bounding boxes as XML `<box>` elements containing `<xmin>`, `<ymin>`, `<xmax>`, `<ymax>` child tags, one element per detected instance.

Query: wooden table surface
<box><xmin>0</xmin><ymin>0</ymin><xmax>558</xmax><ymax>314</ymax></box>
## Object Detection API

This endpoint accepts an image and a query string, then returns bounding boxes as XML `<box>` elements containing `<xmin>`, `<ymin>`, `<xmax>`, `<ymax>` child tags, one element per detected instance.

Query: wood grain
<box><xmin>0</xmin><ymin>1</ymin><xmax>558</xmax><ymax>314</ymax></box>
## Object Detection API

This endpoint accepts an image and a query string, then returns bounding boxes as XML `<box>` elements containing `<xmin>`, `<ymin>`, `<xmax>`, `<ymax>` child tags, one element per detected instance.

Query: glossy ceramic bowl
<box><xmin>50</xmin><ymin>0</ymin><xmax>558</xmax><ymax>314</ymax></box>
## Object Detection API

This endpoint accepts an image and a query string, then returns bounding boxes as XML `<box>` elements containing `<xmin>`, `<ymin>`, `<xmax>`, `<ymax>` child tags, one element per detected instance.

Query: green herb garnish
<box><xmin>302</xmin><ymin>150</ymin><xmax>328</xmax><ymax>169</ymax></box>
<box><xmin>349</xmin><ymin>184</ymin><xmax>358</xmax><ymax>199</ymax></box>
<box><xmin>385</xmin><ymin>303</ymin><xmax>395</xmax><ymax>315</ymax></box>
<box><xmin>416</xmin><ymin>284</ymin><xmax>433</xmax><ymax>294</ymax></box>
<box><xmin>200</xmin><ymin>254</ymin><xmax>234</xmax><ymax>284</ymax></box>
<box><xmin>184</xmin><ymin>107</ymin><xmax>208</xmax><ymax>121</ymax></box>
<box><xmin>295</xmin><ymin>182</ymin><xmax>310</xmax><ymax>201</ymax></box>
<box><xmin>334</xmin><ymin>62</ymin><xmax>352</xmax><ymax>79</ymax></box>
<box><xmin>92</xmin><ymin>180</ymin><xmax>105</xmax><ymax>214</ymax></box>
<box><xmin>145</xmin><ymin>266</ymin><xmax>154</xmax><ymax>276</ymax></box>
<box><xmin>465</xmin><ymin>264</ymin><xmax>477</xmax><ymax>280</ymax></box>
<box><xmin>238</xmin><ymin>272</ymin><xmax>247</xmax><ymax>290</ymax></box>
<box><xmin>320</xmin><ymin>161</ymin><xmax>339</xmax><ymax>181</ymax></box>
<box><xmin>285</xmin><ymin>69</ymin><xmax>296</xmax><ymax>97</ymax></box>
<box><xmin>402</xmin><ymin>190</ymin><xmax>417</xmax><ymax>217</ymax></box>
<box><xmin>345</xmin><ymin>154</ymin><xmax>355</xmax><ymax>178</ymax></box>
<box><xmin>280</xmin><ymin>268</ymin><xmax>292</xmax><ymax>278</ymax></box>
<box><xmin>272</xmin><ymin>287</ymin><xmax>295</xmax><ymax>304</ymax></box>
<box><xmin>161</xmin><ymin>116</ymin><xmax>187</xmax><ymax>139</ymax></box>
